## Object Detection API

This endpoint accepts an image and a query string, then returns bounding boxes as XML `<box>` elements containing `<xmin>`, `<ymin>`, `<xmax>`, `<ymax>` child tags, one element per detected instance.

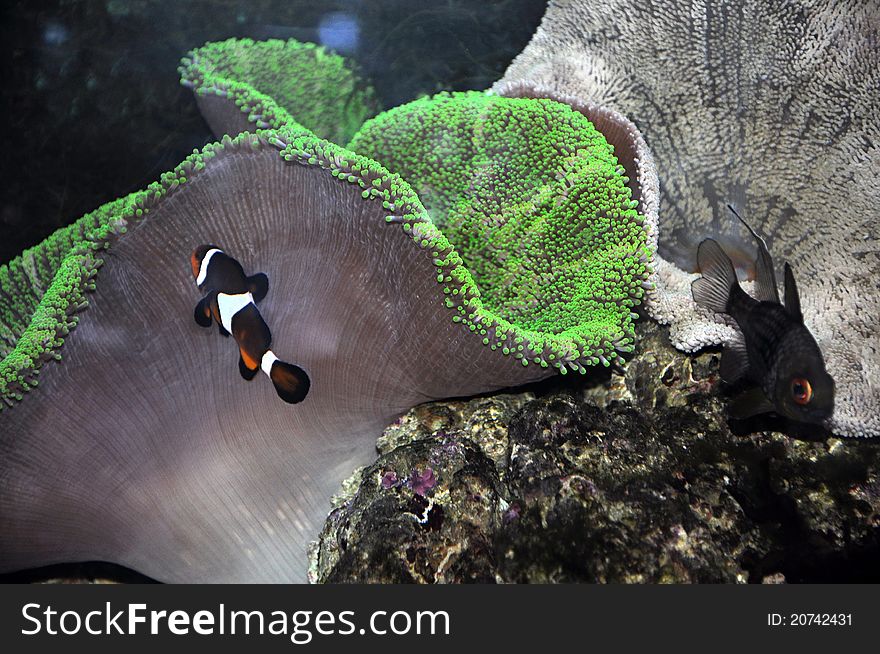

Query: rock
<box><xmin>311</xmin><ymin>321</ymin><xmax>880</xmax><ymax>583</ymax></box>
<box><xmin>311</xmin><ymin>434</ymin><xmax>503</xmax><ymax>583</ymax></box>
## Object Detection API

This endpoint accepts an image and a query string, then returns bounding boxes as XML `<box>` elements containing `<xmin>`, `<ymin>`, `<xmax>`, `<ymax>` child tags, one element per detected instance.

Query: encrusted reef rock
<box><xmin>311</xmin><ymin>321</ymin><xmax>880</xmax><ymax>583</ymax></box>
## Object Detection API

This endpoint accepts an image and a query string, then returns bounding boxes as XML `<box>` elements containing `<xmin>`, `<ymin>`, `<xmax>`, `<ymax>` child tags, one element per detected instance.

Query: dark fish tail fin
<box><xmin>692</xmin><ymin>238</ymin><xmax>740</xmax><ymax>314</ymax></box>
<box><xmin>270</xmin><ymin>360</ymin><xmax>310</xmax><ymax>404</ymax></box>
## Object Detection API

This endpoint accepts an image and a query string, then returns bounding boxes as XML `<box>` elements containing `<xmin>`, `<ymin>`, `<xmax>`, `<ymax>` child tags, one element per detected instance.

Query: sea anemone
<box><xmin>0</xmin><ymin>39</ymin><xmax>655</xmax><ymax>581</ymax></box>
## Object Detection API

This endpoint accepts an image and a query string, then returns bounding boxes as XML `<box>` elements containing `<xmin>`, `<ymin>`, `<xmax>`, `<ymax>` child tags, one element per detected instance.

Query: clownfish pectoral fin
<box><xmin>218</xmin><ymin>324</ymin><xmax>230</xmax><ymax>337</ymax></box>
<box><xmin>247</xmin><ymin>273</ymin><xmax>269</xmax><ymax>303</ymax></box>
<box><xmin>729</xmin><ymin>386</ymin><xmax>775</xmax><ymax>420</ymax></box>
<box><xmin>194</xmin><ymin>295</ymin><xmax>213</xmax><ymax>327</ymax></box>
<box><xmin>239</xmin><ymin>353</ymin><xmax>259</xmax><ymax>380</ymax></box>
<box><xmin>269</xmin><ymin>360</ymin><xmax>311</xmax><ymax>404</ymax></box>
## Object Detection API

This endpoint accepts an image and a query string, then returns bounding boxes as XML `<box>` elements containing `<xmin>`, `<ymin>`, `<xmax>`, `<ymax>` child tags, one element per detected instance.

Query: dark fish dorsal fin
<box><xmin>784</xmin><ymin>262</ymin><xmax>803</xmax><ymax>323</ymax></box>
<box><xmin>727</xmin><ymin>204</ymin><xmax>779</xmax><ymax>303</ymax></box>
<box><xmin>753</xmin><ymin>243</ymin><xmax>779</xmax><ymax>304</ymax></box>
<box><xmin>692</xmin><ymin>239</ymin><xmax>739</xmax><ymax>314</ymax></box>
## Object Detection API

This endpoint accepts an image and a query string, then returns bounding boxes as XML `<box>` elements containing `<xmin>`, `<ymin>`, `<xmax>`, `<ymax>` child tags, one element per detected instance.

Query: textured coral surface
<box><xmin>495</xmin><ymin>0</ymin><xmax>880</xmax><ymax>438</ymax></box>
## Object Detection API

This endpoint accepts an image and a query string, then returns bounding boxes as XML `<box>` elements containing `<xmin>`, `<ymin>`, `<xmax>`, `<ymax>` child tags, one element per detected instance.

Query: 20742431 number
<box><xmin>767</xmin><ymin>613</ymin><xmax>852</xmax><ymax>626</ymax></box>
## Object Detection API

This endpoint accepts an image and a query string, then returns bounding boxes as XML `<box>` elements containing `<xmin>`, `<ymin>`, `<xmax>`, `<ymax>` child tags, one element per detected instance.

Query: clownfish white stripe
<box><xmin>261</xmin><ymin>350</ymin><xmax>279</xmax><ymax>377</ymax></box>
<box><xmin>197</xmin><ymin>248</ymin><xmax>222</xmax><ymax>286</ymax></box>
<box><xmin>217</xmin><ymin>291</ymin><xmax>254</xmax><ymax>333</ymax></box>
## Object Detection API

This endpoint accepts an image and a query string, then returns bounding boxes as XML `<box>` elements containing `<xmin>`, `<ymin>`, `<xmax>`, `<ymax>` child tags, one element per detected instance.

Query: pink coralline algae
<box><xmin>408</xmin><ymin>468</ymin><xmax>437</xmax><ymax>497</ymax></box>
<box><xmin>380</xmin><ymin>470</ymin><xmax>399</xmax><ymax>490</ymax></box>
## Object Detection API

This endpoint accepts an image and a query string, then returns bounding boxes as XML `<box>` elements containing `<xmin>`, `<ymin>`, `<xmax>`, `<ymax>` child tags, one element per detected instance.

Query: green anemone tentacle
<box><xmin>0</xmin><ymin>197</ymin><xmax>128</xmax><ymax>404</ymax></box>
<box><xmin>179</xmin><ymin>37</ymin><xmax>379</xmax><ymax>143</ymax></box>
<box><xmin>348</xmin><ymin>91</ymin><xmax>651</xmax><ymax>372</ymax></box>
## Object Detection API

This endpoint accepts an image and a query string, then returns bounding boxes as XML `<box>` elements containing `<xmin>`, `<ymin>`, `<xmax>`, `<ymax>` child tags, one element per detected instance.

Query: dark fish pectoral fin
<box><xmin>218</xmin><ymin>324</ymin><xmax>230</xmax><ymax>337</ymax></box>
<box><xmin>247</xmin><ymin>273</ymin><xmax>269</xmax><ymax>303</ymax></box>
<box><xmin>729</xmin><ymin>387</ymin><xmax>775</xmax><ymax>420</ymax></box>
<box><xmin>270</xmin><ymin>360</ymin><xmax>310</xmax><ymax>404</ymax></box>
<box><xmin>194</xmin><ymin>296</ymin><xmax>213</xmax><ymax>327</ymax></box>
<box><xmin>692</xmin><ymin>239</ymin><xmax>739</xmax><ymax>314</ymax></box>
<box><xmin>239</xmin><ymin>353</ymin><xmax>259</xmax><ymax>380</ymax></box>
<box><xmin>783</xmin><ymin>263</ymin><xmax>803</xmax><ymax>323</ymax></box>
<box><xmin>720</xmin><ymin>338</ymin><xmax>750</xmax><ymax>384</ymax></box>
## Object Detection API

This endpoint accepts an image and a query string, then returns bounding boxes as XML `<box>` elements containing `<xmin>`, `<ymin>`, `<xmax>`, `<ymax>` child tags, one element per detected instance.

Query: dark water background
<box><xmin>0</xmin><ymin>0</ymin><xmax>545</xmax><ymax>265</ymax></box>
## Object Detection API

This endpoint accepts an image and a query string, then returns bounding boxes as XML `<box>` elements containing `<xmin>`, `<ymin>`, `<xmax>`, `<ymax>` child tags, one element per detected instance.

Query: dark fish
<box><xmin>691</xmin><ymin>208</ymin><xmax>834</xmax><ymax>424</ymax></box>
<box><xmin>190</xmin><ymin>244</ymin><xmax>310</xmax><ymax>404</ymax></box>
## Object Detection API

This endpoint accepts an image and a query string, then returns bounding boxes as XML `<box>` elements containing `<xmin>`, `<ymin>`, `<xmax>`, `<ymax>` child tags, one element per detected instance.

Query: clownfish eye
<box><xmin>791</xmin><ymin>377</ymin><xmax>813</xmax><ymax>405</ymax></box>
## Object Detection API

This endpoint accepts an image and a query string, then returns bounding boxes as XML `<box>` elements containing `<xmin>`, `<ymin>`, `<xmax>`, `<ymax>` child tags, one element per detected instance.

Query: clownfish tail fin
<box><xmin>265</xmin><ymin>354</ymin><xmax>310</xmax><ymax>404</ymax></box>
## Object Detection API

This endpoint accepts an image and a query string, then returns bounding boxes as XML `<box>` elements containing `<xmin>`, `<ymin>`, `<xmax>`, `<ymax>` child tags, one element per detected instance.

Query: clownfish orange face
<box><xmin>189</xmin><ymin>253</ymin><xmax>201</xmax><ymax>279</ymax></box>
<box><xmin>191</xmin><ymin>244</ymin><xmax>221</xmax><ymax>285</ymax></box>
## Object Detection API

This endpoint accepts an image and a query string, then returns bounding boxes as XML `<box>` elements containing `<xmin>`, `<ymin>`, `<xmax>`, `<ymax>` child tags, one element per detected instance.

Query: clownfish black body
<box><xmin>190</xmin><ymin>244</ymin><xmax>310</xmax><ymax>404</ymax></box>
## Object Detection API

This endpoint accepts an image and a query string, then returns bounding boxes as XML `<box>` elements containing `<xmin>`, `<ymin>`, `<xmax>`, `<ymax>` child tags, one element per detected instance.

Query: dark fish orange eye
<box><xmin>190</xmin><ymin>252</ymin><xmax>200</xmax><ymax>279</ymax></box>
<box><xmin>791</xmin><ymin>378</ymin><xmax>813</xmax><ymax>405</ymax></box>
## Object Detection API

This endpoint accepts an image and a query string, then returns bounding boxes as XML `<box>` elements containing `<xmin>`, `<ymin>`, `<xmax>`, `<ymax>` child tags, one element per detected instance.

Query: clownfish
<box><xmin>190</xmin><ymin>244</ymin><xmax>310</xmax><ymax>404</ymax></box>
<box><xmin>692</xmin><ymin>207</ymin><xmax>834</xmax><ymax>425</ymax></box>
